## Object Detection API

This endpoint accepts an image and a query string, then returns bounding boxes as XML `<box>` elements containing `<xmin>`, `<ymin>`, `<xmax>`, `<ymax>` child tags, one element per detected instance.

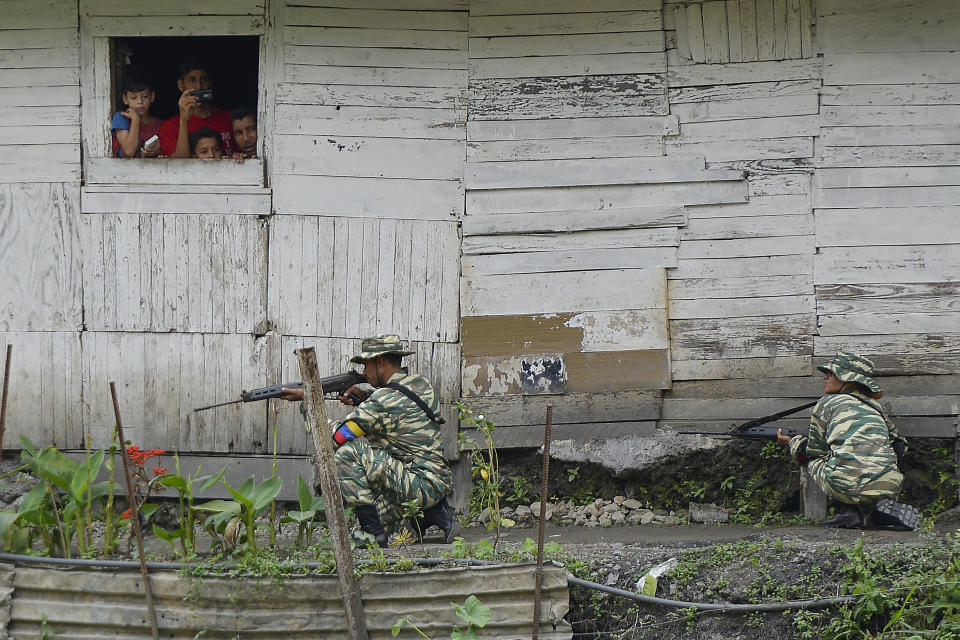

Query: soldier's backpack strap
<box><xmin>384</xmin><ymin>382</ymin><xmax>446</xmax><ymax>425</ymax></box>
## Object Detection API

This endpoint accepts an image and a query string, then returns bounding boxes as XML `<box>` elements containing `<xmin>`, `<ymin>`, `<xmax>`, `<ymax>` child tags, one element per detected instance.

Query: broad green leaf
<box><xmin>297</xmin><ymin>475</ymin><xmax>313</xmax><ymax>512</ymax></box>
<box><xmin>17</xmin><ymin>485</ymin><xmax>47</xmax><ymax>516</ymax></box>
<box><xmin>391</xmin><ymin>619</ymin><xmax>404</xmax><ymax>637</ymax></box>
<box><xmin>193</xmin><ymin>499</ymin><xmax>242</xmax><ymax>515</ymax></box>
<box><xmin>88</xmin><ymin>481</ymin><xmax>113</xmax><ymax>504</ymax></box>
<box><xmin>140</xmin><ymin>503</ymin><xmax>160</xmax><ymax>520</ymax></box>
<box><xmin>71</xmin><ymin>449</ymin><xmax>104</xmax><ymax>503</ymax></box>
<box><xmin>159</xmin><ymin>475</ymin><xmax>188</xmax><ymax>492</ymax></box>
<box><xmin>35</xmin><ymin>447</ymin><xmax>78</xmax><ymax>490</ymax></box>
<box><xmin>0</xmin><ymin>511</ymin><xmax>19</xmax><ymax>541</ymax></box>
<box><xmin>18</xmin><ymin>434</ymin><xmax>38</xmax><ymax>459</ymax></box>
<box><xmin>152</xmin><ymin>524</ymin><xmax>184</xmax><ymax>542</ymax></box>
<box><xmin>280</xmin><ymin>510</ymin><xmax>315</xmax><ymax>525</ymax></box>
<box><xmin>224</xmin><ymin>478</ymin><xmax>255</xmax><ymax>510</ymax></box>
<box><xmin>251</xmin><ymin>476</ymin><xmax>283</xmax><ymax>513</ymax></box>
<box><xmin>453</xmin><ymin>595</ymin><xmax>491</xmax><ymax>628</ymax></box>
<box><xmin>197</xmin><ymin>467</ymin><xmax>226</xmax><ymax>493</ymax></box>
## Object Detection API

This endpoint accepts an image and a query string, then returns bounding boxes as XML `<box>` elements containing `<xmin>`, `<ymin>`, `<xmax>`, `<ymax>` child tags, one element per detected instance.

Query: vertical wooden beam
<box><xmin>686</xmin><ymin>3</ymin><xmax>706</xmax><ymax>63</ymax></box>
<box><xmin>727</xmin><ymin>0</ymin><xmax>744</xmax><ymax>63</ymax></box>
<box><xmin>740</xmin><ymin>0</ymin><xmax>759</xmax><ymax>61</ymax></box>
<box><xmin>297</xmin><ymin>346</ymin><xmax>369</xmax><ymax>640</ymax></box>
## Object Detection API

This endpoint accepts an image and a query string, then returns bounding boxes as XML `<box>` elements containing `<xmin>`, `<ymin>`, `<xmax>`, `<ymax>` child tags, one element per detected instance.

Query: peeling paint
<box><xmin>565</xmin><ymin>310</ymin><xmax>668</xmax><ymax>352</ymax></box>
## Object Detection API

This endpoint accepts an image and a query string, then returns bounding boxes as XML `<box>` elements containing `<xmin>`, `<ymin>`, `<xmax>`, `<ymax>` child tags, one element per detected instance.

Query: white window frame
<box><xmin>78</xmin><ymin>2</ymin><xmax>275</xmax><ymax>214</ymax></box>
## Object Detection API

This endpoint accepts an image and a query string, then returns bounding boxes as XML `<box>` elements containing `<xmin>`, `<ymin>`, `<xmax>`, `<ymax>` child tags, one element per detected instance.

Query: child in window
<box><xmin>189</xmin><ymin>127</ymin><xmax>223</xmax><ymax>159</ymax></box>
<box><xmin>111</xmin><ymin>68</ymin><xmax>161</xmax><ymax>158</ymax></box>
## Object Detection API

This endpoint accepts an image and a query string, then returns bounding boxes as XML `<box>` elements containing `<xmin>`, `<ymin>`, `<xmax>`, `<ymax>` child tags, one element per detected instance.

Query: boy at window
<box><xmin>111</xmin><ymin>68</ymin><xmax>161</xmax><ymax>158</ymax></box>
<box><xmin>230</xmin><ymin>105</ymin><xmax>258</xmax><ymax>159</ymax></box>
<box><xmin>158</xmin><ymin>59</ymin><xmax>235</xmax><ymax>158</ymax></box>
<box><xmin>189</xmin><ymin>127</ymin><xmax>223</xmax><ymax>159</ymax></box>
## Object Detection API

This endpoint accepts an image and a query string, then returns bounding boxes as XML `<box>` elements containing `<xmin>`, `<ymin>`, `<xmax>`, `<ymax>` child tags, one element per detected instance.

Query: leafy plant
<box><xmin>195</xmin><ymin>474</ymin><xmax>283</xmax><ymax>552</ymax></box>
<box><xmin>458</xmin><ymin>402</ymin><xmax>503</xmax><ymax>544</ymax></box>
<box><xmin>505</xmin><ymin>476</ymin><xmax>532</xmax><ymax>506</ymax></box>
<box><xmin>392</xmin><ymin>595</ymin><xmax>491</xmax><ymax>640</ymax></box>
<box><xmin>280</xmin><ymin>475</ymin><xmax>325</xmax><ymax>547</ymax></box>
<box><xmin>155</xmin><ymin>456</ymin><xmax>226</xmax><ymax>555</ymax></box>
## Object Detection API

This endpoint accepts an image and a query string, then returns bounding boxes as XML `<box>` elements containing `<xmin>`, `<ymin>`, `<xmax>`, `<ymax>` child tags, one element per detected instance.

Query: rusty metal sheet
<box><xmin>4</xmin><ymin>563</ymin><xmax>570</xmax><ymax>639</ymax></box>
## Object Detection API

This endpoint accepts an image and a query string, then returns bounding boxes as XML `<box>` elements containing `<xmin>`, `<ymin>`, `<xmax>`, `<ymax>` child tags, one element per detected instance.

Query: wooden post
<box><xmin>0</xmin><ymin>344</ymin><xmax>11</xmax><ymax>462</ymax></box>
<box><xmin>296</xmin><ymin>347</ymin><xmax>369</xmax><ymax>640</ymax></box>
<box><xmin>800</xmin><ymin>467</ymin><xmax>827</xmax><ymax>521</ymax></box>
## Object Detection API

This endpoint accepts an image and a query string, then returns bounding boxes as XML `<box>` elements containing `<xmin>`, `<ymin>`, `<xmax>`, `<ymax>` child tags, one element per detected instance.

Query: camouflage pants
<box><xmin>808</xmin><ymin>455</ymin><xmax>903</xmax><ymax>507</ymax></box>
<box><xmin>335</xmin><ymin>440</ymin><xmax>449</xmax><ymax>531</ymax></box>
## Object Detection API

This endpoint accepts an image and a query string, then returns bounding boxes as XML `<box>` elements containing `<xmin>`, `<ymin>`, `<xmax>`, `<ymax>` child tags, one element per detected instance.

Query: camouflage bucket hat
<box><xmin>350</xmin><ymin>334</ymin><xmax>415</xmax><ymax>364</ymax></box>
<box><xmin>817</xmin><ymin>350</ymin><xmax>881</xmax><ymax>393</ymax></box>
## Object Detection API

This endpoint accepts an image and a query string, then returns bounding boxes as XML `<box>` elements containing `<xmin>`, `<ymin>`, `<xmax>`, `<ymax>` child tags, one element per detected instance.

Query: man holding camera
<box><xmin>158</xmin><ymin>59</ymin><xmax>236</xmax><ymax>157</ymax></box>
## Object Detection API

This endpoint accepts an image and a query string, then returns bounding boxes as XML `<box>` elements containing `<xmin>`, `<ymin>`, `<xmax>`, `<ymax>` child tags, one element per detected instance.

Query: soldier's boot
<box><xmin>355</xmin><ymin>505</ymin><xmax>389</xmax><ymax>548</ymax></box>
<box><xmin>819</xmin><ymin>503</ymin><xmax>863</xmax><ymax>528</ymax></box>
<box><xmin>871</xmin><ymin>499</ymin><xmax>921</xmax><ymax>531</ymax></box>
<box><xmin>418</xmin><ymin>496</ymin><xmax>461</xmax><ymax>544</ymax></box>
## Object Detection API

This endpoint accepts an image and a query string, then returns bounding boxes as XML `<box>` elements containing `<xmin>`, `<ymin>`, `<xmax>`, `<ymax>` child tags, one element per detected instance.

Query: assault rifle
<box><xmin>194</xmin><ymin>370</ymin><xmax>365</xmax><ymax>412</ymax></box>
<box><xmin>685</xmin><ymin>400</ymin><xmax>818</xmax><ymax>440</ymax></box>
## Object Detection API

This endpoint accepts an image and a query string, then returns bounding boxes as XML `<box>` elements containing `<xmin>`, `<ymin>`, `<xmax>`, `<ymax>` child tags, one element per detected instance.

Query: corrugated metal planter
<box><xmin>0</xmin><ymin>562</ymin><xmax>570</xmax><ymax>639</ymax></box>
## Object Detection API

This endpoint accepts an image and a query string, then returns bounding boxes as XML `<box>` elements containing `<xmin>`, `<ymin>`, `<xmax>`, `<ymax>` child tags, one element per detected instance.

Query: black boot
<box><xmin>418</xmin><ymin>496</ymin><xmax>461</xmax><ymax>544</ymax></box>
<box><xmin>355</xmin><ymin>505</ymin><xmax>389</xmax><ymax>548</ymax></box>
<box><xmin>820</xmin><ymin>503</ymin><xmax>863</xmax><ymax>528</ymax></box>
<box><xmin>871</xmin><ymin>499</ymin><xmax>921</xmax><ymax>531</ymax></box>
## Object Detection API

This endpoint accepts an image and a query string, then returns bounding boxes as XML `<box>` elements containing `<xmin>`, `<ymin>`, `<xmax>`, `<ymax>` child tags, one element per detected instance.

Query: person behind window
<box><xmin>189</xmin><ymin>127</ymin><xmax>223</xmax><ymax>159</ymax></box>
<box><xmin>230</xmin><ymin>105</ymin><xmax>257</xmax><ymax>160</ymax></box>
<box><xmin>111</xmin><ymin>67</ymin><xmax>161</xmax><ymax>158</ymax></box>
<box><xmin>158</xmin><ymin>58</ymin><xmax>236</xmax><ymax>158</ymax></box>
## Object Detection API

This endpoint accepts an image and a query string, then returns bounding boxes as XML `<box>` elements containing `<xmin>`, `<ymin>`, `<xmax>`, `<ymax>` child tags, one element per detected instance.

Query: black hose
<box><xmin>0</xmin><ymin>552</ymin><xmax>854</xmax><ymax>613</ymax></box>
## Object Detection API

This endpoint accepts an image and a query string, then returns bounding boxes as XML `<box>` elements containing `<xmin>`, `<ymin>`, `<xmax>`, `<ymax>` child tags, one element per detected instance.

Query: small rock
<box><xmin>478</xmin><ymin>508</ymin><xmax>491</xmax><ymax>524</ymax></box>
<box><xmin>606</xmin><ymin>572</ymin><xmax>620</xmax><ymax>585</ymax></box>
<box><xmin>622</xmin><ymin>499</ymin><xmax>643</xmax><ymax>510</ymax></box>
<box><xmin>613</xmin><ymin>495</ymin><xmax>625</xmax><ymax>505</ymax></box>
<box><xmin>662</xmin><ymin>515</ymin><xmax>682</xmax><ymax>526</ymax></box>
<box><xmin>638</xmin><ymin>509</ymin><xmax>655</xmax><ymax>525</ymax></box>
<box><xmin>626</xmin><ymin>512</ymin><xmax>645</xmax><ymax>525</ymax></box>
<box><xmin>515</xmin><ymin>505</ymin><xmax>531</xmax><ymax>517</ymax></box>
<box><xmin>689</xmin><ymin>502</ymin><xmax>730</xmax><ymax>523</ymax></box>
<box><xmin>500</xmin><ymin>506</ymin><xmax>515</xmax><ymax>517</ymax></box>
<box><xmin>610</xmin><ymin>511</ymin><xmax>626</xmax><ymax>524</ymax></box>
<box><xmin>585</xmin><ymin>504</ymin><xmax>601</xmax><ymax>518</ymax></box>
<box><xmin>530</xmin><ymin>501</ymin><xmax>541</xmax><ymax>513</ymax></box>
<box><xmin>653</xmin><ymin>515</ymin><xmax>666</xmax><ymax>523</ymax></box>
<box><xmin>553</xmin><ymin>503</ymin><xmax>569</xmax><ymax>517</ymax></box>
<box><xmin>601</xmin><ymin>503</ymin><xmax>620</xmax><ymax>514</ymax></box>
<box><xmin>652</xmin><ymin>509</ymin><xmax>668</xmax><ymax>517</ymax></box>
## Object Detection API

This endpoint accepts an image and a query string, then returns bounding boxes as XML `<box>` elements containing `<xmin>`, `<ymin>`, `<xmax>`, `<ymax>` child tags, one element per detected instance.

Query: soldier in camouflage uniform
<box><xmin>778</xmin><ymin>351</ymin><xmax>920</xmax><ymax>529</ymax></box>
<box><xmin>282</xmin><ymin>335</ymin><xmax>456</xmax><ymax>546</ymax></box>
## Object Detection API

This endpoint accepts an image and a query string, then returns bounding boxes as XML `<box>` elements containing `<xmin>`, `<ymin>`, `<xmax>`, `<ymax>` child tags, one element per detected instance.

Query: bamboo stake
<box><xmin>296</xmin><ymin>347</ymin><xmax>369</xmax><ymax>640</ymax></box>
<box><xmin>110</xmin><ymin>382</ymin><xmax>160</xmax><ymax>640</ymax></box>
<box><xmin>532</xmin><ymin>404</ymin><xmax>554</xmax><ymax>640</ymax></box>
<box><xmin>0</xmin><ymin>344</ymin><xmax>12</xmax><ymax>461</ymax></box>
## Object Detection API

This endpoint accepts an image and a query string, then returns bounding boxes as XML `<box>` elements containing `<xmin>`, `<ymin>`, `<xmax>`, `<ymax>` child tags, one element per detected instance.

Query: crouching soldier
<box><xmin>281</xmin><ymin>335</ymin><xmax>458</xmax><ymax>547</ymax></box>
<box><xmin>778</xmin><ymin>351</ymin><xmax>920</xmax><ymax>530</ymax></box>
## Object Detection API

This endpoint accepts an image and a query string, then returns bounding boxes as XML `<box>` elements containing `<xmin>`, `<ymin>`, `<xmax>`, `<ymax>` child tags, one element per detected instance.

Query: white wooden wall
<box><xmin>1</xmin><ymin>0</ymin><xmax>958</xmax><ymax>455</ymax></box>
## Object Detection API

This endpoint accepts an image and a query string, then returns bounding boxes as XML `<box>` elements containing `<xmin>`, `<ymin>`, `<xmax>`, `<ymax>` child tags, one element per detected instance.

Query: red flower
<box><xmin>120</xmin><ymin>507</ymin><xmax>132</xmax><ymax>520</ymax></box>
<box><xmin>153</xmin><ymin>466</ymin><xmax>167</xmax><ymax>476</ymax></box>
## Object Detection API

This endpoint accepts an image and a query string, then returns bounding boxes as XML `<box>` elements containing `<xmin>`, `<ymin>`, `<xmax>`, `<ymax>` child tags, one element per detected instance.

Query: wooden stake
<box><xmin>110</xmin><ymin>382</ymin><xmax>160</xmax><ymax>640</ymax></box>
<box><xmin>532</xmin><ymin>404</ymin><xmax>553</xmax><ymax>640</ymax></box>
<box><xmin>296</xmin><ymin>347</ymin><xmax>369</xmax><ymax>640</ymax></box>
<box><xmin>0</xmin><ymin>344</ymin><xmax>11</xmax><ymax>462</ymax></box>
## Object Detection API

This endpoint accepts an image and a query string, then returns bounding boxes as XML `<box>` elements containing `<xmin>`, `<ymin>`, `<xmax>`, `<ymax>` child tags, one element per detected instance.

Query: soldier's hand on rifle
<box><xmin>278</xmin><ymin>386</ymin><xmax>304</xmax><ymax>402</ymax></box>
<box><xmin>776</xmin><ymin>428</ymin><xmax>792</xmax><ymax>446</ymax></box>
<box><xmin>338</xmin><ymin>385</ymin><xmax>369</xmax><ymax>406</ymax></box>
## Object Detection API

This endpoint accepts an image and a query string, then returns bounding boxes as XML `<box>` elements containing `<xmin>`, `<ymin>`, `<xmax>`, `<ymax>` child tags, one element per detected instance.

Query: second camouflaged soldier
<box><xmin>778</xmin><ymin>351</ymin><xmax>920</xmax><ymax>530</ymax></box>
<box><xmin>283</xmin><ymin>335</ymin><xmax>457</xmax><ymax>547</ymax></box>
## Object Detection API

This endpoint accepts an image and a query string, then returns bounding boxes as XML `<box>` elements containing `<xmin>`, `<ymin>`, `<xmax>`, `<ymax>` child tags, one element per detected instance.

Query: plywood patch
<box><xmin>565</xmin><ymin>350</ymin><xmax>671</xmax><ymax>391</ymax></box>
<box><xmin>461</xmin><ymin>314</ymin><xmax>581</xmax><ymax>357</ymax></box>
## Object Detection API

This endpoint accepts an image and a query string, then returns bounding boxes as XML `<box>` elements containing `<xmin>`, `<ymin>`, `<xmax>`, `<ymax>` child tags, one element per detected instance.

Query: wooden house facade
<box><xmin>0</xmin><ymin>0</ymin><xmax>957</xmax><ymax>470</ymax></box>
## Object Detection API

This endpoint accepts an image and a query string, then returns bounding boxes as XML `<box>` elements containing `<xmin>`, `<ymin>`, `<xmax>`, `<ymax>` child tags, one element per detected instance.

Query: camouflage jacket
<box><xmin>790</xmin><ymin>390</ymin><xmax>905</xmax><ymax>471</ymax></box>
<box><xmin>346</xmin><ymin>369</ymin><xmax>451</xmax><ymax>482</ymax></box>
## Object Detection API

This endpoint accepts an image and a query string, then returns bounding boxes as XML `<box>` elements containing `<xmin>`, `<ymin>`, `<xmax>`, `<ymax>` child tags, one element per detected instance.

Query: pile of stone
<box><xmin>471</xmin><ymin>496</ymin><xmax>687</xmax><ymax>528</ymax></box>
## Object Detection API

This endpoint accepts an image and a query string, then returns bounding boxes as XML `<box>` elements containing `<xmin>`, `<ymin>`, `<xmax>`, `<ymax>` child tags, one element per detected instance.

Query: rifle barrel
<box><xmin>193</xmin><ymin>399</ymin><xmax>243</xmax><ymax>412</ymax></box>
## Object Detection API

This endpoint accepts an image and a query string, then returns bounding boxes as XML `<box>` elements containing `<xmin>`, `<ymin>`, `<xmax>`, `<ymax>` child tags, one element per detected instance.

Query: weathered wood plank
<box><xmin>672</xmin><ymin>254</ymin><xmax>813</xmax><ymax>280</ymax></box>
<box><xmin>286</xmin><ymin>64</ymin><xmax>466</xmax><ymax>88</ymax></box>
<box><xmin>685</xmin><ymin>3</ymin><xmax>707</xmax><ymax>62</ymax></box>
<box><xmin>0</xmin><ymin>47</ymin><xmax>77</xmax><ymax>69</ymax></box>
<box><xmin>0</xmin><ymin>85</ymin><xmax>79</xmax><ymax>107</ymax></box>
<box><xmin>461</xmin><ymin>246</ymin><xmax>678</xmax><ymax>276</ymax></box>
<box><xmin>825</xmin><ymin>52</ymin><xmax>960</xmax><ymax>85</ymax></box>
<box><xmin>679</xmin><ymin>235</ymin><xmax>814</xmax><ymax>259</ymax></box>
<box><xmin>81</xmin><ymin>0</ymin><xmax>264</xmax><ymax>16</ymax></box>
<box><xmin>273</xmin><ymin>175</ymin><xmax>463</xmax><ymax>219</ymax></box>
<box><xmin>666</xmin><ymin>137</ymin><xmax>814</xmax><ymax>161</ymax></box>
<box><xmin>818</xmin><ymin>168</ymin><xmax>960</xmax><ymax>190</ymax></box>
<box><xmin>0</xmin><ymin>183</ymin><xmax>81</xmax><ymax>332</ymax></box>
<box><xmin>819</xmin><ymin>0</ymin><xmax>960</xmax><ymax>54</ymax></box>
<box><xmin>820</xmin><ymin>105</ymin><xmax>960</xmax><ymax>127</ymax></box>
<box><xmin>84</xmin><ymin>158</ymin><xmax>265</xmax><ymax>186</ymax></box>
<box><xmin>467</xmin><ymin>136</ymin><xmax>664</xmax><ymax>161</ymax></box>
<box><xmin>816</xmin><ymin>283</ymin><xmax>960</xmax><ymax>316</ymax></box>
<box><xmin>469</xmin><ymin>12</ymin><xmax>661</xmax><ymax>37</ymax></box>
<box><xmin>670</xmin><ymin>295</ymin><xmax>815</xmax><ymax>319</ymax></box>
<box><xmin>463</xmin><ymin>228</ymin><xmax>679</xmax><ymax>254</ymax></box>
<box><xmin>821</xmin><ymin>125</ymin><xmax>960</xmax><ymax>147</ymax></box>
<box><xmin>466</xmin><ymin>180</ymin><xmax>747</xmax><ymax>215</ymax></box>
<box><xmin>466</xmin><ymin>421</ymin><xmax>659</xmax><ymax>449</ymax></box>
<box><xmin>821</xmin><ymin>84</ymin><xmax>960</xmax><ymax>106</ymax></box>
<box><xmin>461</xmin><ymin>206</ymin><xmax>686</xmax><ymax>236</ymax></box>
<box><xmin>670</xmin><ymin>274</ymin><xmax>813</xmax><ymax>299</ymax></box>
<box><xmin>701</xmin><ymin>1</ymin><xmax>729</xmax><ymax>63</ymax></box>
<box><xmin>461</xmin><ymin>268</ymin><xmax>667</xmax><ymax>316</ymax></box>
<box><xmin>285</xmin><ymin>6</ymin><xmax>465</xmax><ymax>30</ymax></box>
<box><xmin>469</xmin><ymin>74</ymin><xmax>666</xmax><ymax>120</ymax></box>
<box><xmin>462</xmin><ymin>314</ymin><xmax>581</xmax><ymax>357</ymax></box>
<box><xmin>670</xmin><ymin>79</ymin><xmax>820</xmax><ymax>103</ymax></box>
<box><xmin>726</xmin><ymin>0</ymin><xmax>743</xmax><ymax>62</ymax></box>
<box><xmin>274</xmin><ymin>136</ymin><xmax>463</xmax><ymax>180</ymax></box>
<box><xmin>0</xmin><ymin>162</ymin><xmax>80</xmax><ymax>183</ymax></box>
<box><xmin>739</xmin><ymin>0</ymin><xmax>760</xmax><ymax>61</ymax></box>
<box><xmin>749</xmin><ymin>173</ymin><xmax>811</xmax><ymax>195</ymax></box>
<box><xmin>464</xmin><ymin>391</ymin><xmax>660</xmax><ymax>428</ymax></box>
<box><xmin>80</xmin><ymin>188</ymin><xmax>271</xmax><ymax>215</ymax></box>
<box><xmin>470</xmin><ymin>52</ymin><xmax>666</xmax><ymax>79</ymax></box>
<box><xmin>819</xmin><ymin>145</ymin><xmax>960</xmax><ymax>168</ymax></box>
<box><xmin>471</xmin><ymin>0</ymin><xmax>662</xmax><ymax>15</ymax></box>
<box><xmin>680</xmin><ymin>213</ymin><xmax>813</xmax><ymax>239</ymax></box>
<box><xmin>815</xmin><ymin>334</ymin><xmax>960</xmax><ymax>376</ymax></box>
<box><xmin>566</xmin><ymin>350</ymin><xmax>671</xmax><ymax>391</ymax></box>
<box><xmin>276</xmin><ymin>105</ymin><xmax>463</xmax><ymax>138</ymax></box>
<box><xmin>818</xmin><ymin>312</ymin><xmax>960</xmax><ymax>337</ymax></box>
<box><xmin>670</xmin><ymin>314</ymin><xmax>815</xmax><ymax>360</ymax></box>
<box><xmin>814</xmin><ymin>185</ymin><xmax>960</xmax><ymax>209</ymax></box>
<box><xmin>286</xmin><ymin>26</ymin><xmax>464</xmax><ymax>49</ymax></box>
<box><xmin>462</xmin><ymin>354</ymin><xmax>559</xmax><ymax>396</ymax></box>
<box><xmin>672</xmin><ymin>115</ymin><xmax>819</xmax><ymax>142</ymax></box>
<box><xmin>672</xmin><ymin>355</ymin><xmax>813</xmax><ymax>380</ymax></box>
<box><xmin>686</xmin><ymin>194</ymin><xmax>809</xmax><ymax>218</ymax></box>
<box><xmin>466</xmin><ymin>158</ymin><xmax>742</xmax><ymax>189</ymax></box>
<box><xmin>277</xmin><ymin>82</ymin><xmax>463</xmax><ymax>109</ymax></box>
<box><xmin>668</xmin><ymin>57</ymin><xmax>821</xmax><ymax>86</ymax></box>
<box><xmin>467</xmin><ymin>115</ymin><xmax>678</xmax><ymax>140</ymax></box>
<box><xmin>671</xmin><ymin>94</ymin><xmax>819</xmax><ymax>122</ymax></box>
<box><xmin>88</xmin><ymin>15</ymin><xmax>264</xmax><ymax>36</ymax></box>
<box><xmin>816</xmin><ymin>207</ymin><xmax>960</xmax><ymax>246</ymax></box>
<box><xmin>469</xmin><ymin>31</ymin><xmax>664</xmax><ymax>57</ymax></box>
<box><xmin>0</xmin><ymin>331</ymin><xmax>82</xmax><ymax>449</ymax></box>
<box><xmin>816</xmin><ymin>245</ymin><xmax>960</xmax><ymax>285</ymax></box>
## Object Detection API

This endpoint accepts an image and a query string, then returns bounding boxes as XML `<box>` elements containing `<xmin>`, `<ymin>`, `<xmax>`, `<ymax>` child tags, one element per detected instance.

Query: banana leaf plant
<box><xmin>280</xmin><ymin>475</ymin><xmax>326</xmax><ymax>547</ymax></box>
<box><xmin>194</xmin><ymin>475</ymin><xmax>283</xmax><ymax>552</ymax></box>
<box><xmin>153</xmin><ymin>459</ymin><xmax>226</xmax><ymax>555</ymax></box>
